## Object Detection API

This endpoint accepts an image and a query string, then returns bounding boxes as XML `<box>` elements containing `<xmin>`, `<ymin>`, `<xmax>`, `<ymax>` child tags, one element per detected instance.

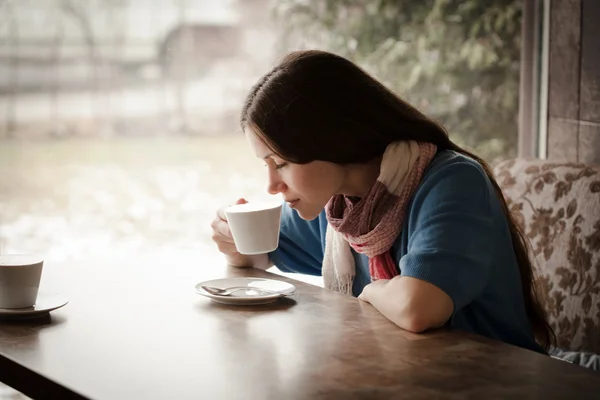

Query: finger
<box><xmin>210</xmin><ymin>218</ymin><xmax>231</xmax><ymax>238</ymax></box>
<box><xmin>211</xmin><ymin>217</ymin><xmax>233</xmax><ymax>239</ymax></box>
<box><xmin>211</xmin><ymin>228</ymin><xmax>235</xmax><ymax>244</ymax></box>
<box><xmin>357</xmin><ymin>289</ymin><xmax>369</xmax><ymax>302</ymax></box>
<box><xmin>211</xmin><ymin>218</ymin><xmax>229</xmax><ymax>236</ymax></box>
<box><xmin>216</xmin><ymin>207</ymin><xmax>227</xmax><ymax>221</ymax></box>
<box><xmin>216</xmin><ymin>222</ymin><xmax>234</xmax><ymax>242</ymax></box>
<box><xmin>217</xmin><ymin>198</ymin><xmax>248</xmax><ymax>221</ymax></box>
<box><xmin>216</xmin><ymin>241</ymin><xmax>239</xmax><ymax>255</ymax></box>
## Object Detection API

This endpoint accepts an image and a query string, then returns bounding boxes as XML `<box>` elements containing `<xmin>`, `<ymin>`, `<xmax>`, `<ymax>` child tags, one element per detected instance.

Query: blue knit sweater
<box><xmin>269</xmin><ymin>150</ymin><xmax>544</xmax><ymax>354</ymax></box>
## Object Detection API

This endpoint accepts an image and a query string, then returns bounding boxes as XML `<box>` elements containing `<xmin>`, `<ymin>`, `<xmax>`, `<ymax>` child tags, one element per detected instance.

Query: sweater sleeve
<box><xmin>268</xmin><ymin>203</ymin><xmax>324</xmax><ymax>276</ymax></box>
<box><xmin>399</xmin><ymin>161</ymin><xmax>496</xmax><ymax>314</ymax></box>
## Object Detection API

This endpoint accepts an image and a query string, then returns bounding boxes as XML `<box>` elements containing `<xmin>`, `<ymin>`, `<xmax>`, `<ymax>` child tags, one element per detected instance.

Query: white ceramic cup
<box><xmin>0</xmin><ymin>254</ymin><xmax>44</xmax><ymax>309</ymax></box>
<box><xmin>225</xmin><ymin>202</ymin><xmax>282</xmax><ymax>255</ymax></box>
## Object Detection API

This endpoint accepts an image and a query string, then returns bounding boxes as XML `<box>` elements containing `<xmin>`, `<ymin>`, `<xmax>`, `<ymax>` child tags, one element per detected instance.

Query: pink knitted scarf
<box><xmin>323</xmin><ymin>141</ymin><xmax>437</xmax><ymax>294</ymax></box>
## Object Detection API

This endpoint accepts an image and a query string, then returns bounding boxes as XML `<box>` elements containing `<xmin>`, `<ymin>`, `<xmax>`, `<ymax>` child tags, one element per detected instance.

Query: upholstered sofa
<box><xmin>494</xmin><ymin>159</ymin><xmax>600</xmax><ymax>369</ymax></box>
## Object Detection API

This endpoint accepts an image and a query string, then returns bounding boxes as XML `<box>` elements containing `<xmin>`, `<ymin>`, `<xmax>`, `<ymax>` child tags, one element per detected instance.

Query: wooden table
<box><xmin>1</xmin><ymin>256</ymin><xmax>599</xmax><ymax>399</ymax></box>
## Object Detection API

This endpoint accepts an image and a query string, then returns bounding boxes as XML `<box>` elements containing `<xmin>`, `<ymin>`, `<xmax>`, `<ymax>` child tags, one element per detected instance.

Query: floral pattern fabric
<box><xmin>494</xmin><ymin>159</ymin><xmax>600</xmax><ymax>353</ymax></box>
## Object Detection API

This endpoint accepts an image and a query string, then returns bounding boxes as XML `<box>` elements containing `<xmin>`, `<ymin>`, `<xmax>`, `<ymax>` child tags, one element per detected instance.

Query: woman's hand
<box><xmin>210</xmin><ymin>198</ymin><xmax>270</xmax><ymax>269</ymax></box>
<box><xmin>357</xmin><ymin>279</ymin><xmax>389</xmax><ymax>304</ymax></box>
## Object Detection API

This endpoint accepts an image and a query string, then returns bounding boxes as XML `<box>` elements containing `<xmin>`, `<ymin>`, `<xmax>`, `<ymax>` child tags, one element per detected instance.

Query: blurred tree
<box><xmin>273</xmin><ymin>0</ymin><xmax>522</xmax><ymax>163</ymax></box>
<box><xmin>59</xmin><ymin>0</ymin><xmax>129</xmax><ymax>122</ymax></box>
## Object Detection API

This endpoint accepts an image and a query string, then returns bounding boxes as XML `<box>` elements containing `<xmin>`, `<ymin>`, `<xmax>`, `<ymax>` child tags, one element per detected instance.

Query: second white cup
<box><xmin>0</xmin><ymin>254</ymin><xmax>44</xmax><ymax>309</ymax></box>
<box><xmin>225</xmin><ymin>202</ymin><xmax>282</xmax><ymax>255</ymax></box>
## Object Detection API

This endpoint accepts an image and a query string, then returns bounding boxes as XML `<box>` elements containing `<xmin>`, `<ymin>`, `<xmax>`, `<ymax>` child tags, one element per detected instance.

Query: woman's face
<box><xmin>245</xmin><ymin>127</ymin><xmax>346</xmax><ymax>220</ymax></box>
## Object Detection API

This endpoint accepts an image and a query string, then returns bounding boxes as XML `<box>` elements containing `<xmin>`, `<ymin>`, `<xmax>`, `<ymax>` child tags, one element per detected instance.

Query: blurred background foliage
<box><xmin>273</xmin><ymin>0</ymin><xmax>522</xmax><ymax>164</ymax></box>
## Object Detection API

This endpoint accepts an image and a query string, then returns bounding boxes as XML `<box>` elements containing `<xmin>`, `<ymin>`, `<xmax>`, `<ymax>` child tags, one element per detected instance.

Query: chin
<box><xmin>296</xmin><ymin>207</ymin><xmax>321</xmax><ymax>221</ymax></box>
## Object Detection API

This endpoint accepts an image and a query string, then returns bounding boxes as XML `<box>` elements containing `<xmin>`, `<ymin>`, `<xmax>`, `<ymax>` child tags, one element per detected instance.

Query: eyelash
<box><xmin>274</xmin><ymin>162</ymin><xmax>288</xmax><ymax>170</ymax></box>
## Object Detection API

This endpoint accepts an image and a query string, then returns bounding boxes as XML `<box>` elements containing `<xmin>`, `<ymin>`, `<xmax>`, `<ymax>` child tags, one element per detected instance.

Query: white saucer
<box><xmin>0</xmin><ymin>293</ymin><xmax>68</xmax><ymax>319</ymax></box>
<box><xmin>195</xmin><ymin>277</ymin><xmax>295</xmax><ymax>305</ymax></box>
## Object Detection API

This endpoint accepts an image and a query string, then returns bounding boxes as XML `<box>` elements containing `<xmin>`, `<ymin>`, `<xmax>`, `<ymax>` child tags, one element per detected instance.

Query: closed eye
<box><xmin>274</xmin><ymin>162</ymin><xmax>288</xmax><ymax>170</ymax></box>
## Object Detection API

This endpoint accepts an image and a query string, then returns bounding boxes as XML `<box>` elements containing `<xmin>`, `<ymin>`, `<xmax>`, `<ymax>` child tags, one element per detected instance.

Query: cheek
<box><xmin>282</xmin><ymin>169</ymin><xmax>303</xmax><ymax>189</ymax></box>
<box><xmin>289</xmin><ymin>164</ymin><xmax>340</xmax><ymax>200</ymax></box>
<box><xmin>305</xmin><ymin>171</ymin><xmax>338</xmax><ymax>200</ymax></box>
<box><xmin>313</xmin><ymin>167</ymin><xmax>341</xmax><ymax>191</ymax></box>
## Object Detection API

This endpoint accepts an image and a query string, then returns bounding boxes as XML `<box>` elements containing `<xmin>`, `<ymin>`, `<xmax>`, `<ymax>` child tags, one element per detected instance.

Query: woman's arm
<box><xmin>358</xmin><ymin>276</ymin><xmax>453</xmax><ymax>332</ymax></box>
<box><xmin>358</xmin><ymin>160</ymin><xmax>496</xmax><ymax>333</ymax></box>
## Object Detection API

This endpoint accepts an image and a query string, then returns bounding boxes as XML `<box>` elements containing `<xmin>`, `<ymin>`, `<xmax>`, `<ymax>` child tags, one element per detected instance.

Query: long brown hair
<box><xmin>241</xmin><ymin>50</ymin><xmax>555</xmax><ymax>350</ymax></box>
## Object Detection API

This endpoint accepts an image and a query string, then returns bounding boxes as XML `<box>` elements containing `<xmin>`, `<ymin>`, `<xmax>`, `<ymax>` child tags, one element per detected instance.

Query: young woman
<box><xmin>210</xmin><ymin>50</ymin><xmax>554</xmax><ymax>354</ymax></box>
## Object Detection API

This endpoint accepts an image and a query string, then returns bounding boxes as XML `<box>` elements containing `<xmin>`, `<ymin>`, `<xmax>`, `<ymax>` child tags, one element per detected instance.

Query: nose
<box><xmin>267</xmin><ymin>170</ymin><xmax>286</xmax><ymax>195</ymax></box>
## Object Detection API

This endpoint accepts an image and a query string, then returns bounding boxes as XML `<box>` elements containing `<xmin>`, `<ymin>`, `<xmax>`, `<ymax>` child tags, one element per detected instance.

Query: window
<box><xmin>0</xmin><ymin>0</ymin><xmax>523</xmax><ymax>276</ymax></box>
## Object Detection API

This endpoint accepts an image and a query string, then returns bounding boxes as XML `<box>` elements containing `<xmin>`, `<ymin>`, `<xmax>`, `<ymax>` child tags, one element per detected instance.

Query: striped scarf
<box><xmin>323</xmin><ymin>141</ymin><xmax>437</xmax><ymax>295</ymax></box>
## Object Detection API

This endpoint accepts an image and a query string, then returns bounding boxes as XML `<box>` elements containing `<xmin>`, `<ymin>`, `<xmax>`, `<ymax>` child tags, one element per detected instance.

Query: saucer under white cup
<box><xmin>0</xmin><ymin>254</ymin><xmax>67</xmax><ymax>318</ymax></box>
<box><xmin>195</xmin><ymin>277</ymin><xmax>295</xmax><ymax>305</ymax></box>
<box><xmin>0</xmin><ymin>293</ymin><xmax>68</xmax><ymax>319</ymax></box>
